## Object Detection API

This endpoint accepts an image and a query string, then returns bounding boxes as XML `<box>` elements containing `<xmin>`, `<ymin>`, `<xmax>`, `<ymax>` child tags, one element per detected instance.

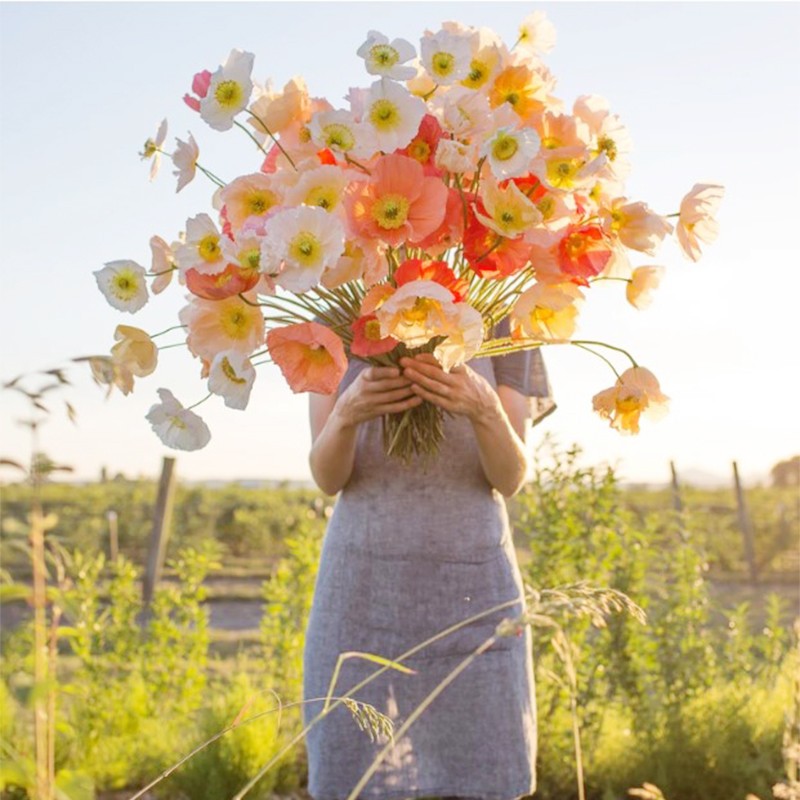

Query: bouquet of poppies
<box><xmin>89</xmin><ymin>10</ymin><xmax>723</xmax><ymax>459</ymax></box>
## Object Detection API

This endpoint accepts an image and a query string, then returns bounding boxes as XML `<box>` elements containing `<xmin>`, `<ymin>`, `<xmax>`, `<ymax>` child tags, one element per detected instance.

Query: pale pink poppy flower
<box><xmin>146</xmin><ymin>388</ymin><xmax>211</xmax><ymax>451</ymax></box>
<box><xmin>573</xmin><ymin>94</ymin><xmax>633</xmax><ymax>182</ymax></box>
<box><xmin>267</xmin><ymin>321</ymin><xmax>348</xmax><ymax>394</ymax></box>
<box><xmin>592</xmin><ymin>367</ymin><xmax>669</xmax><ymax>435</ymax></box>
<box><xmin>676</xmin><ymin>183</ymin><xmax>725</xmax><ymax>262</ymax></box>
<box><xmin>430</xmin><ymin>86</ymin><xmax>493</xmax><ymax>139</ymax></box>
<box><xmin>207</xmin><ymin>350</ymin><xmax>256</xmax><ymax>409</ymax></box>
<box><xmin>626</xmin><ymin>266</ymin><xmax>665</xmax><ymax>310</ymax></box>
<box><xmin>172</xmin><ymin>133</ymin><xmax>199</xmax><ymax>193</ymax></box>
<box><xmin>178</xmin><ymin>292</ymin><xmax>266</xmax><ymax>361</ymax></box>
<box><xmin>434</xmin><ymin>138</ymin><xmax>480</xmax><ymax>175</ymax></box>
<box><xmin>322</xmin><ymin>237</ymin><xmax>388</xmax><ymax>289</ymax></box>
<box><xmin>149</xmin><ymin>235</ymin><xmax>176</xmax><ymax>294</ymax></box>
<box><xmin>375</xmin><ymin>280</ymin><xmax>458</xmax><ymax>347</ymax></box>
<box><xmin>184</xmin><ymin>70</ymin><xmax>211</xmax><ymax>112</ymax></box>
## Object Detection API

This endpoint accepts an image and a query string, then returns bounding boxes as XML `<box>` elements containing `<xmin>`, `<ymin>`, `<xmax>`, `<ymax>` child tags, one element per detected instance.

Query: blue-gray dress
<box><xmin>302</xmin><ymin>331</ymin><xmax>556</xmax><ymax>800</ymax></box>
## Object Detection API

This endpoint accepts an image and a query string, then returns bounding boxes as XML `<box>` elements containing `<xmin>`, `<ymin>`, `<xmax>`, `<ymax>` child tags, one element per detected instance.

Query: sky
<box><xmin>1</xmin><ymin>1</ymin><xmax>799</xmax><ymax>487</ymax></box>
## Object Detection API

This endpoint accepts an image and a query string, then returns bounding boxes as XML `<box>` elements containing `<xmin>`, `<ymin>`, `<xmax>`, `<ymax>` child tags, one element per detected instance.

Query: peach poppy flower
<box><xmin>414</xmin><ymin>187</ymin><xmax>466</xmax><ymax>258</ymax></box>
<box><xmin>322</xmin><ymin>237</ymin><xmax>388</xmax><ymax>289</ymax></box>
<box><xmin>267</xmin><ymin>321</ymin><xmax>348</xmax><ymax>394</ymax></box>
<box><xmin>626</xmin><ymin>266</ymin><xmax>665</xmax><ymax>310</ymax></box>
<box><xmin>178</xmin><ymin>293</ymin><xmax>265</xmax><ymax>361</ymax></box>
<box><xmin>360</xmin><ymin>283</ymin><xmax>396</xmax><ymax>315</ymax></box>
<box><xmin>350</xmin><ymin>314</ymin><xmax>400</xmax><ymax>357</ymax></box>
<box><xmin>602</xmin><ymin>198</ymin><xmax>674</xmax><ymax>255</ymax></box>
<box><xmin>150</xmin><ymin>235</ymin><xmax>176</xmax><ymax>294</ymax></box>
<box><xmin>592</xmin><ymin>367</ymin><xmax>669</xmax><ymax>435</ymax></box>
<box><xmin>110</xmin><ymin>325</ymin><xmax>158</xmax><ymax>379</ymax></box>
<box><xmin>489</xmin><ymin>63</ymin><xmax>557</xmax><ymax>122</ymax></box>
<box><xmin>676</xmin><ymin>183</ymin><xmax>725</xmax><ymax>262</ymax></box>
<box><xmin>345</xmin><ymin>153</ymin><xmax>448</xmax><ymax>246</ymax></box>
<box><xmin>219</xmin><ymin>174</ymin><xmax>283</xmax><ymax>233</ymax></box>
<box><xmin>557</xmin><ymin>224</ymin><xmax>613</xmax><ymax>285</ymax></box>
<box><xmin>474</xmin><ymin>176</ymin><xmax>542</xmax><ymax>238</ymax></box>
<box><xmin>511</xmin><ymin>281</ymin><xmax>584</xmax><ymax>342</ymax></box>
<box><xmin>433</xmin><ymin>302</ymin><xmax>484</xmax><ymax>371</ymax></box>
<box><xmin>374</xmin><ymin>280</ymin><xmax>458</xmax><ymax>347</ymax></box>
<box><xmin>247</xmin><ymin>76</ymin><xmax>311</xmax><ymax>139</ymax></box>
<box><xmin>573</xmin><ymin>95</ymin><xmax>633</xmax><ymax>182</ymax></box>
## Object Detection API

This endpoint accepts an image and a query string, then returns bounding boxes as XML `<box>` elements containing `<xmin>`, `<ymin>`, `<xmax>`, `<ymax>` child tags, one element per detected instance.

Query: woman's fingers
<box><xmin>408</xmin><ymin>380</ymin><xmax>456</xmax><ymax>411</ymax></box>
<box><xmin>374</xmin><ymin>395</ymin><xmax>423</xmax><ymax>415</ymax></box>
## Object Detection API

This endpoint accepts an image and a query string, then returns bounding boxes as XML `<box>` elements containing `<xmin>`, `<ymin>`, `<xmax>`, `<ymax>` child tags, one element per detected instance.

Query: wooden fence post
<box><xmin>670</xmin><ymin>460</ymin><xmax>683</xmax><ymax>513</ymax></box>
<box><xmin>106</xmin><ymin>509</ymin><xmax>118</xmax><ymax>562</ymax></box>
<box><xmin>732</xmin><ymin>460</ymin><xmax>758</xmax><ymax>584</ymax></box>
<box><xmin>141</xmin><ymin>457</ymin><xmax>178</xmax><ymax>621</ymax></box>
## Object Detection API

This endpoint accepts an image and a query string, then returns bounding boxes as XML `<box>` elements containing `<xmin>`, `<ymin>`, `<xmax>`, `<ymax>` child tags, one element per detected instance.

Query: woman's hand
<box><xmin>398</xmin><ymin>353</ymin><xmax>501</xmax><ymax>422</ymax></box>
<box><xmin>335</xmin><ymin>365</ymin><xmax>422</xmax><ymax>429</ymax></box>
<box><xmin>400</xmin><ymin>352</ymin><xmax>531</xmax><ymax>497</ymax></box>
<box><xmin>308</xmin><ymin>364</ymin><xmax>421</xmax><ymax>496</ymax></box>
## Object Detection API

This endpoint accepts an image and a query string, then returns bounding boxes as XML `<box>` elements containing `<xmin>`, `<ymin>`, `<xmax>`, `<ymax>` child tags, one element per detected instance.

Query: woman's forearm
<box><xmin>470</xmin><ymin>401</ymin><xmax>529</xmax><ymax>497</ymax></box>
<box><xmin>309</xmin><ymin>405</ymin><xmax>358</xmax><ymax>496</ymax></box>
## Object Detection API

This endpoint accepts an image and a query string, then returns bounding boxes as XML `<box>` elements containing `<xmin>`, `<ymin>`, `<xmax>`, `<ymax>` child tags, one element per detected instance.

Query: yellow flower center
<box><xmin>364</xmin><ymin>319</ymin><xmax>384</xmax><ymax>341</ymax></box>
<box><xmin>537</xmin><ymin>196</ymin><xmax>555</xmax><ymax>220</ymax></box>
<box><xmin>220</xmin><ymin>303</ymin><xmax>254</xmax><ymax>340</ymax></box>
<box><xmin>563</xmin><ymin>232</ymin><xmax>586</xmax><ymax>258</ymax></box>
<box><xmin>431</xmin><ymin>51</ymin><xmax>456</xmax><ymax>78</ymax></box>
<box><xmin>407</xmin><ymin>138</ymin><xmax>431</xmax><ymax>163</ymax></box>
<box><xmin>239</xmin><ymin>248</ymin><xmax>261</xmax><ymax>270</ymax></box>
<box><xmin>609</xmin><ymin>209</ymin><xmax>625</xmax><ymax>233</ymax></box>
<box><xmin>504</xmin><ymin>91</ymin><xmax>520</xmax><ymax>106</ymax></box>
<box><xmin>304</xmin><ymin>342</ymin><xmax>333</xmax><ymax>365</ymax></box>
<box><xmin>369</xmin><ymin>98</ymin><xmax>401</xmax><ymax>131</ymax></box>
<box><xmin>615</xmin><ymin>394</ymin><xmax>642</xmax><ymax>415</ymax></box>
<box><xmin>168</xmin><ymin>415</ymin><xmax>188</xmax><ymax>430</ymax></box>
<box><xmin>462</xmin><ymin>60</ymin><xmax>489</xmax><ymax>89</ymax></box>
<box><xmin>597</xmin><ymin>135</ymin><xmax>618</xmax><ymax>161</ymax></box>
<box><xmin>531</xmin><ymin>305</ymin><xmax>555</xmax><ymax>324</ymax></box>
<box><xmin>322</xmin><ymin>123</ymin><xmax>356</xmax><ymax>151</ymax></box>
<box><xmin>142</xmin><ymin>139</ymin><xmax>157</xmax><ymax>158</ymax></box>
<box><xmin>198</xmin><ymin>234</ymin><xmax>221</xmax><ymax>262</ymax></box>
<box><xmin>372</xmin><ymin>193</ymin><xmax>410</xmax><ymax>230</ymax></box>
<box><xmin>245</xmin><ymin>189</ymin><xmax>277</xmax><ymax>216</ymax></box>
<box><xmin>492</xmin><ymin>133</ymin><xmax>519</xmax><ymax>162</ymax></box>
<box><xmin>288</xmin><ymin>232</ymin><xmax>322</xmax><ymax>267</ymax></box>
<box><xmin>370</xmin><ymin>43</ymin><xmax>400</xmax><ymax>67</ymax></box>
<box><xmin>402</xmin><ymin>296</ymin><xmax>439</xmax><ymax>325</ymax></box>
<box><xmin>220</xmin><ymin>356</ymin><xmax>247</xmax><ymax>384</ymax></box>
<box><xmin>541</xmin><ymin>136</ymin><xmax>562</xmax><ymax>150</ymax></box>
<box><xmin>214</xmin><ymin>79</ymin><xmax>244</xmax><ymax>109</ymax></box>
<box><xmin>305</xmin><ymin>185</ymin><xmax>339</xmax><ymax>211</ymax></box>
<box><xmin>546</xmin><ymin>157</ymin><xmax>581</xmax><ymax>189</ymax></box>
<box><xmin>112</xmin><ymin>271</ymin><xmax>141</xmax><ymax>300</ymax></box>
<box><xmin>299</xmin><ymin>126</ymin><xmax>312</xmax><ymax>144</ymax></box>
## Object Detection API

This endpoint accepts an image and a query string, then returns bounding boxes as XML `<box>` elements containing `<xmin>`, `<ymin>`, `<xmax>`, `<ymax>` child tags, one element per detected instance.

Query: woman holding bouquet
<box><xmin>302</xmin><ymin>318</ymin><xmax>555</xmax><ymax>800</ymax></box>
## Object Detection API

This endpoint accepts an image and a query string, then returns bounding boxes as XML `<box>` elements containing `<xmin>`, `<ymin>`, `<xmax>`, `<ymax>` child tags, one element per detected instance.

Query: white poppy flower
<box><xmin>200</xmin><ymin>49</ymin><xmax>255</xmax><ymax>131</ymax></box>
<box><xmin>146</xmin><ymin>388</ymin><xmax>212</xmax><ymax>451</ymax></box>
<box><xmin>307</xmin><ymin>108</ymin><xmax>377</xmax><ymax>160</ymax></box>
<box><xmin>175</xmin><ymin>213</ymin><xmax>225</xmax><ymax>276</ymax></box>
<box><xmin>357</xmin><ymin>30</ymin><xmax>417</xmax><ymax>80</ymax></box>
<box><xmin>481</xmin><ymin>125</ymin><xmax>541</xmax><ymax>180</ymax></box>
<box><xmin>262</xmin><ymin>206</ymin><xmax>345</xmax><ymax>293</ymax></box>
<box><xmin>207</xmin><ymin>351</ymin><xmax>255</xmax><ymax>409</ymax></box>
<box><xmin>94</xmin><ymin>260</ymin><xmax>149</xmax><ymax>313</ymax></box>
<box><xmin>139</xmin><ymin>118</ymin><xmax>168</xmax><ymax>181</ymax></box>
<box><xmin>363</xmin><ymin>78</ymin><xmax>426</xmax><ymax>153</ymax></box>
<box><xmin>420</xmin><ymin>28</ymin><xmax>473</xmax><ymax>85</ymax></box>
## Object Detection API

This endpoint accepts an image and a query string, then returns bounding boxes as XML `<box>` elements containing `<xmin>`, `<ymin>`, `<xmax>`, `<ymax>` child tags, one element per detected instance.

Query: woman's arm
<box><xmin>309</xmin><ymin>365</ymin><xmax>422</xmax><ymax>496</ymax></box>
<box><xmin>400</xmin><ymin>353</ymin><xmax>530</xmax><ymax>497</ymax></box>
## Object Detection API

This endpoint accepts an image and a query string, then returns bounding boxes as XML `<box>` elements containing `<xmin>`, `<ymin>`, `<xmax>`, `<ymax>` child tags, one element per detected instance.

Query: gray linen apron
<box><xmin>302</xmin><ymin>324</ymin><xmax>555</xmax><ymax>800</ymax></box>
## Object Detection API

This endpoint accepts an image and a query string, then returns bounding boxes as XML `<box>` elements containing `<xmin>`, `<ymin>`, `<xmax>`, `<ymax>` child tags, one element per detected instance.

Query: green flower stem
<box><xmin>150</xmin><ymin>324</ymin><xmax>187</xmax><ymax>338</ymax></box>
<box><xmin>570</xmin><ymin>339</ymin><xmax>638</xmax><ymax>368</ymax></box>
<box><xmin>242</xmin><ymin>109</ymin><xmax>297</xmax><ymax>170</ymax></box>
<box><xmin>195</xmin><ymin>162</ymin><xmax>226</xmax><ymax>188</ymax></box>
<box><xmin>184</xmin><ymin>392</ymin><xmax>212</xmax><ymax>411</ymax></box>
<box><xmin>155</xmin><ymin>342</ymin><xmax>187</xmax><ymax>351</ymax></box>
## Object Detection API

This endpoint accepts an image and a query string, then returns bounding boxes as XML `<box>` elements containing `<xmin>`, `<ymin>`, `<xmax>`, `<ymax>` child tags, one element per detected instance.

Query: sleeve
<box><xmin>490</xmin><ymin>316</ymin><xmax>557</xmax><ymax>426</ymax></box>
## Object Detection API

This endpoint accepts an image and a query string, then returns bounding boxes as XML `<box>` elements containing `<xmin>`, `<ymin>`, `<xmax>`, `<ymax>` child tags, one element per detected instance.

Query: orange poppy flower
<box><xmin>394</xmin><ymin>258</ymin><xmax>469</xmax><ymax>302</ymax></box>
<box><xmin>350</xmin><ymin>313</ymin><xmax>399</xmax><ymax>356</ymax></box>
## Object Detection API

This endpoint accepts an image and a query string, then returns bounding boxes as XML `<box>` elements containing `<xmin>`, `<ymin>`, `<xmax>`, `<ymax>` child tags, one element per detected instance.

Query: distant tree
<box><xmin>770</xmin><ymin>455</ymin><xmax>800</xmax><ymax>488</ymax></box>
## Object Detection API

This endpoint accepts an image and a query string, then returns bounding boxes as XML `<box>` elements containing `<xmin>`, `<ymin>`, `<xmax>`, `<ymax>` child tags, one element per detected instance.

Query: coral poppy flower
<box><xmin>185</xmin><ymin>262</ymin><xmax>260</xmax><ymax>300</ymax></box>
<box><xmin>183</xmin><ymin>70</ymin><xmax>211</xmax><ymax>113</ymax></box>
<box><xmin>344</xmin><ymin>153</ymin><xmax>448</xmax><ymax>246</ymax></box>
<box><xmin>266</xmin><ymin>321</ymin><xmax>348</xmax><ymax>394</ymax></box>
<box><xmin>413</xmin><ymin>187</ymin><xmax>466</xmax><ymax>258</ymax></box>
<box><xmin>360</xmin><ymin>283</ymin><xmax>396</xmax><ymax>315</ymax></box>
<box><xmin>592</xmin><ymin>367</ymin><xmax>669</xmax><ymax>435</ymax></box>
<box><xmin>396</xmin><ymin>114</ymin><xmax>444</xmax><ymax>176</ymax></box>
<box><xmin>350</xmin><ymin>313</ymin><xmax>399</xmax><ymax>356</ymax></box>
<box><xmin>556</xmin><ymin>224</ymin><xmax>613</xmax><ymax>285</ymax></box>
<box><xmin>463</xmin><ymin>208</ymin><xmax>531</xmax><ymax>278</ymax></box>
<box><xmin>394</xmin><ymin>258</ymin><xmax>469</xmax><ymax>302</ymax></box>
